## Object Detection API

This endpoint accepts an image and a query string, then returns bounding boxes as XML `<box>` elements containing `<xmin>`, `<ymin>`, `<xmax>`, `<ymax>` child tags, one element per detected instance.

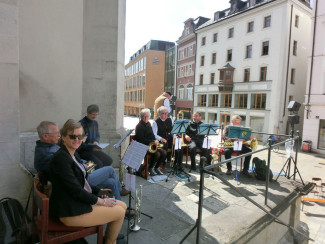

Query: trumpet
<box><xmin>85</xmin><ymin>161</ymin><xmax>96</xmax><ymax>174</ymax></box>
<box><xmin>148</xmin><ymin>142</ymin><xmax>164</xmax><ymax>153</ymax></box>
<box><xmin>130</xmin><ymin>185</ymin><xmax>142</xmax><ymax>232</ymax></box>
<box><xmin>218</xmin><ymin>138</ymin><xmax>258</xmax><ymax>151</ymax></box>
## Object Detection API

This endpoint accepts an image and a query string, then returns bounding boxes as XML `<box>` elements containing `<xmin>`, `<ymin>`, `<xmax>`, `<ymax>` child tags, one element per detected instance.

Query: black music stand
<box><xmin>166</xmin><ymin>120</ymin><xmax>190</xmax><ymax>182</ymax></box>
<box><xmin>198</xmin><ymin>124</ymin><xmax>219</xmax><ymax>169</ymax></box>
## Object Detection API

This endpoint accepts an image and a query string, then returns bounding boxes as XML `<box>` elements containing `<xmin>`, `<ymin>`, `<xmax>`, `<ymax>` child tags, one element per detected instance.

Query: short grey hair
<box><xmin>139</xmin><ymin>108</ymin><xmax>151</xmax><ymax>119</ymax></box>
<box><xmin>232</xmin><ymin>115</ymin><xmax>242</xmax><ymax>121</ymax></box>
<box><xmin>87</xmin><ymin>104</ymin><xmax>99</xmax><ymax>113</ymax></box>
<box><xmin>37</xmin><ymin>121</ymin><xmax>57</xmax><ymax>138</ymax></box>
<box><xmin>157</xmin><ymin>106</ymin><xmax>168</xmax><ymax>115</ymax></box>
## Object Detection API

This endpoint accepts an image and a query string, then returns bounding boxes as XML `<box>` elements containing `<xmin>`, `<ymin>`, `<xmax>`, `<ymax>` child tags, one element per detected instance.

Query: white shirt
<box><xmin>164</xmin><ymin>99</ymin><xmax>171</xmax><ymax>113</ymax></box>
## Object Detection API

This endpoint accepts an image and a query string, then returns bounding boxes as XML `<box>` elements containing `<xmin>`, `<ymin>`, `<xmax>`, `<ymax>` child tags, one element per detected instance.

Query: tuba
<box><xmin>148</xmin><ymin>142</ymin><xmax>164</xmax><ymax>153</ymax></box>
<box><xmin>85</xmin><ymin>161</ymin><xmax>96</xmax><ymax>174</ymax></box>
<box><xmin>130</xmin><ymin>185</ymin><xmax>142</xmax><ymax>231</ymax></box>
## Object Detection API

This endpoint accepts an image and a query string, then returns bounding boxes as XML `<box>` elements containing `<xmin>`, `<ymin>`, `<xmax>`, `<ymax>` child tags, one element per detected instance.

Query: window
<box><xmin>199</xmin><ymin>74</ymin><xmax>204</xmax><ymax>85</ymax></box>
<box><xmin>137</xmin><ymin>75</ymin><xmax>141</xmax><ymax>87</ymax></box>
<box><xmin>293</xmin><ymin>41</ymin><xmax>297</xmax><ymax>56</ymax></box>
<box><xmin>318</xmin><ymin>120</ymin><xmax>325</xmax><ymax>149</ymax></box>
<box><xmin>260</xmin><ymin>67</ymin><xmax>267</xmax><ymax>81</ymax></box>
<box><xmin>213</xmin><ymin>33</ymin><xmax>218</xmax><ymax>43</ymax></box>
<box><xmin>228</xmin><ymin>28</ymin><xmax>234</xmax><ymax>38</ymax></box>
<box><xmin>210</xmin><ymin>73</ymin><xmax>215</xmax><ymax>84</ymax></box>
<box><xmin>189</xmin><ymin>46</ymin><xmax>193</xmax><ymax>56</ymax></box>
<box><xmin>212</xmin><ymin>53</ymin><xmax>216</xmax><ymax>64</ymax></box>
<box><xmin>227</xmin><ymin>49</ymin><xmax>232</xmax><ymax>62</ymax></box>
<box><xmin>134</xmin><ymin>91</ymin><xmax>137</xmax><ymax>102</ymax></box>
<box><xmin>262</xmin><ymin>41</ymin><xmax>269</xmax><ymax>55</ymax></box>
<box><xmin>139</xmin><ymin>90</ymin><xmax>142</xmax><ymax>102</ymax></box>
<box><xmin>288</xmin><ymin>95</ymin><xmax>293</xmax><ymax>102</ymax></box>
<box><xmin>247</xmin><ymin>21</ymin><xmax>254</xmax><ymax>32</ymax></box>
<box><xmin>185</xmin><ymin>27</ymin><xmax>190</xmax><ymax>35</ymax></box>
<box><xmin>246</xmin><ymin>45</ymin><xmax>252</xmax><ymax>58</ymax></box>
<box><xmin>209</xmin><ymin>94</ymin><xmax>218</xmax><ymax>107</ymax></box>
<box><xmin>178</xmin><ymin>85</ymin><xmax>184</xmax><ymax>99</ymax></box>
<box><xmin>133</xmin><ymin>77</ymin><xmax>136</xmax><ymax>88</ymax></box>
<box><xmin>290</xmin><ymin>68</ymin><xmax>295</xmax><ymax>84</ymax></box>
<box><xmin>295</xmin><ymin>15</ymin><xmax>299</xmax><ymax>28</ymax></box>
<box><xmin>188</xmin><ymin>64</ymin><xmax>192</xmax><ymax>76</ymax></box>
<box><xmin>201</xmin><ymin>37</ymin><xmax>206</xmax><ymax>46</ymax></box>
<box><xmin>187</xmin><ymin>84</ymin><xmax>193</xmax><ymax>100</ymax></box>
<box><xmin>251</xmin><ymin>93</ymin><xmax>266</xmax><ymax>109</ymax></box>
<box><xmin>221</xmin><ymin>94</ymin><xmax>232</xmax><ymax>108</ymax></box>
<box><xmin>244</xmin><ymin>68</ymin><xmax>250</xmax><ymax>82</ymax></box>
<box><xmin>264</xmin><ymin>16</ymin><xmax>271</xmax><ymax>28</ymax></box>
<box><xmin>219</xmin><ymin>69</ymin><xmax>234</xmax><ymax>82</ymax></box>
<box><xmin>200</xmin><ymin>56</ymin><xmax>205</xmax><ymax>66</ymax></box>
<box><xmin>235</xmin><ymin>94</ymin><xmax>248</xmax><ymax>108</ymax></box>
<box><xmin>179</xmin><ymin>67</ymin><xmax>184</xmax><ymax>77</ymax></box>
<box><xmin>143</xmin><ymin>89</ymin><xmax>145</xmax><ymax>102</ymax></box>
<box><xmin>198</xmin><ymin>94</ymin><xmax>207</xmax><ymax>106</ymax></box>
<box><xmin>142</xmin><ymin>74</ymin><xmax>146</xmax><ymax>86</ymax></box>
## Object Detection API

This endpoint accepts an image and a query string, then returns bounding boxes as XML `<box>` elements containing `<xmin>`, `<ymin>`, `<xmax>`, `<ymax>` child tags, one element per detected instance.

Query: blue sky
<box><xmin>125</xmin><ymin>0</ymin><xmax>230</xmax><ymax>64</ymax></box>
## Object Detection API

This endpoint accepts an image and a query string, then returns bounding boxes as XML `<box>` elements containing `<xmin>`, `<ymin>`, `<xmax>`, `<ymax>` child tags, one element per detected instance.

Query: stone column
<box><xmin>0</xmin><ymin>0</ymin><xmax>31</xmax><ymax>202</ymax></box>
<box><xmin>82</xmin><ymin>0</ymin><xmax>126</xmax><ymax>167</ymax></box>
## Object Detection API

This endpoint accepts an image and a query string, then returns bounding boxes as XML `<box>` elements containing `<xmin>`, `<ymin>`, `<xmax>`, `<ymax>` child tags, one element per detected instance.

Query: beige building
<box><xmin>0</xmin><ymin>0</ymin><xmax>126</xmax><ymax>202</ymax></box>
<box><xmin>302</xmin><ymin>0</ymin><xmax>325</xmax><ymax>153</ymax></box>
<box><xmin>124</xmin><ymin>40</ymin><xmax>174</xmax><ymax>116</ymax></box>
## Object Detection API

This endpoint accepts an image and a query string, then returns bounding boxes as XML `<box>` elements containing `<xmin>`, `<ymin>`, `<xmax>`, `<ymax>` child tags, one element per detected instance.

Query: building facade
<box><xmin>302</xmin><ymin>0</ymin><xmax>325</xmax><ymax>153</ymax></box>
<box><xmin>176</xmin><ymin>17</ymin><xmax>209</xmax><ymax>120</ymax></box>
<box><xmin>124</xmin><ymin>40</ymin><xmax>175</xmax><ymax>116</ymax></box>
<box><xmin>193</xmin><ymin>0</ymin><xmax>311</xmax><ymax>140</ymax></box>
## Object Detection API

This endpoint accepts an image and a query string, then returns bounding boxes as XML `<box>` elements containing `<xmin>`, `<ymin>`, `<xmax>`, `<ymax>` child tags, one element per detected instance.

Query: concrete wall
<box><xmin>0</xmin><ymin>0</ymin><xmax>31</xmax><ymax>201</ymax></box>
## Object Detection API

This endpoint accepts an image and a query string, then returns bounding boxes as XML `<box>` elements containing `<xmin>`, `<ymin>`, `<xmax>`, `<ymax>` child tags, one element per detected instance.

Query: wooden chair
<box><xmin>32</xmin><ymin>178</ymin><xmax>103</xmax><ymax>244</ymax></box>
<box><xmin>310</xmin><ymin>177</ymin><xmax>322</xmax><ymax>198</ymax></box>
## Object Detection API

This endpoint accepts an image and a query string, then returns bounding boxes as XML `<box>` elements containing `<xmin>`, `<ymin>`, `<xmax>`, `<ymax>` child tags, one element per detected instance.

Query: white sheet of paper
<box><xmin>122</xmin><ymin>140</ymin><xmax>148</xmax><ymax>170</ymax></box>
<box><xmin>202</xmin><ymin>138</ymin><xmax>211</xmax><ymax>149</ymax></box>
<box><xmin>125</xmin><ymin>173</ymin><xmax>136</xmax><ymax>192</ymax></box>
<box><xmin>233</xmin><ymin>140</ymin><xmax>243</xmax><ymax>151</ymax></box>
<box><xmin>98</xmin><ymin>143</ymin><xmax>110</xmax><ymax>149</ymax></box>
<box><xmin>174</xmin><ymin>137</ymin><xmax>182</xmax><ymax>150</ymax></box>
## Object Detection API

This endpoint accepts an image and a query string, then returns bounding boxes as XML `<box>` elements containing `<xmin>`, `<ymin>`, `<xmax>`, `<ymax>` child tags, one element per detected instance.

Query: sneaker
<box><xmin>226</xmin><ymin>169</ymin><xmax>232</xmax><ymax>175</ymax></box>
<box><xmin>149</xmin><ymin>168</ymin><xmax>156</xmax><ymax>176</ymax></box>
<box><xmin>155</xmin><ymin>168</ymin><xmax>164</xmax><ymax>175</ymax></box>
<box><xmin>120</xmin><ymin>187</ymin><xmax>130</xmax><ymax>196</ymax></box>
<box><xmin>242</xmin><ymin>170</ymin><xmax>253</xmax><ymax>178</ymax></box>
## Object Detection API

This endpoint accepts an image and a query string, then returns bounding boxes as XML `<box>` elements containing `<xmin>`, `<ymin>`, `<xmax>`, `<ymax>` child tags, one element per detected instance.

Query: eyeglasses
<box><xmin>161</xmin><ymin>112</ymin><xmax>168</xmax><ymax>115</ymax></box>
<box><xmin>68</xmin><ymin>134</ymin><xmax>84</xmax><ymax>140</ymax></box>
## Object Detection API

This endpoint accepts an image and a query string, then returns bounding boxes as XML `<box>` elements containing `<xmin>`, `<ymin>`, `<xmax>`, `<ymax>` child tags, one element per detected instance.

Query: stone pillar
<box><xmin>82</xmin><ymin>0</ymin><xmax>126</xmax><ymax>166</ymax></box>
<box><xmin>0</xmin><ymin>0</ymin><xmax>31</xmax><ymax>202</ymax></box>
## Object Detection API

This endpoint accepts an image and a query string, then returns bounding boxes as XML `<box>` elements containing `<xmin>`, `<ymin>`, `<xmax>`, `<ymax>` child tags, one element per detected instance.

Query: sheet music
<box><xmin>202</xmin><ymin>138</ymin><xmax>211</xmax><ymax>149</ymax></box>
<box><xmin>125</xmin><ymin>173</ymin><xmax>136</xmax><ymax>192</ymax></box>
<box><xmin>98</xmin><ymin>143</ymin><xmax>109</xmax><ymax>149</ymax></box>
<box><xmin>114</xmin><ymin>129</ymin><xmax>134</xmax><ymax>149</ymax></box>
<box><xmin>122</xmin><ymin>140</ymin><xmax>148</xmax><ymax>170</ymax></box>
<box><xmin>233</xmin><ymin>140</ymin><xmax>243</xmax><ymax>151</ymax></box>
<box><xmin>174</xmin><ymin>137</ymin><xmax>182</xmax><ymax>150</ymax></box>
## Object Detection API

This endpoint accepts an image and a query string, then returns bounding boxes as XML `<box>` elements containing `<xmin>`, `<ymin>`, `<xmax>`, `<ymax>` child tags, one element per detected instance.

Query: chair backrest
<box><xmin>33</xmin><ymin>178</ymin><xmax>49</xmax><ymax>234</ymax></box>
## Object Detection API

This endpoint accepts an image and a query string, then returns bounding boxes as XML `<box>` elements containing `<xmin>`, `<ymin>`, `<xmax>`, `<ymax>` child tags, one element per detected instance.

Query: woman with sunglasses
<box><xmin>49</xmin><ymin>119</ymin><xmax>126</xmax><ymax>244</ymax></box>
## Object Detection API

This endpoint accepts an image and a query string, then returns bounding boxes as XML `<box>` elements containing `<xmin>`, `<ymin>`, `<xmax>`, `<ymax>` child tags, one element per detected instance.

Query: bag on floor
<box><xmin>253</xmin><ymin>157</ymin><xmax>273</xmax><ymax>181</ymax></box>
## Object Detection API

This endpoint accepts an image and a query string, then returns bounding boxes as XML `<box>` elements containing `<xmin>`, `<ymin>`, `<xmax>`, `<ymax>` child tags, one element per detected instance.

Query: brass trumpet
<box><xmin>85</xmin><ymin>161</ymin><xmax>96</xmax><ymax>174</ymax></box>
<box><xmin>148</xmin><ymin>142</ymin><xmax>164</xmax><ymax>153</ymax></box>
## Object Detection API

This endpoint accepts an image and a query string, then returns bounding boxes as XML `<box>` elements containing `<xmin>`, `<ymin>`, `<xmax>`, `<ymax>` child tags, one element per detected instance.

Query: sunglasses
<box><xmin>68</xmin><ymin>134</ymin><xmax>84</xmax><ymax>140</ymax></box>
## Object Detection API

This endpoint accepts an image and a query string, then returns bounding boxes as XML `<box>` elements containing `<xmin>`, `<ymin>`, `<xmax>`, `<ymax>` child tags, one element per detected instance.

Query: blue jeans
<box><xmin>87</xmin><ymin>166</ymin><xmax>122</xmax><ymax>200</ymax></box>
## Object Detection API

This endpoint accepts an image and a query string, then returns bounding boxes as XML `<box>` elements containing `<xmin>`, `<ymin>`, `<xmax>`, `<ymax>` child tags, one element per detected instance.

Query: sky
<box><xmin>125</xmin><ymin>0</ymin><xmax>230</xmax><ymax>64</ymax></box>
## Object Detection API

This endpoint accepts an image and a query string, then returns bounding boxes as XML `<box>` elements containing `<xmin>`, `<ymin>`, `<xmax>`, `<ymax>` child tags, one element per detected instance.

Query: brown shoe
<box><xmin>120</xmin><ymin>187</ymin><xmax>130</xmax><ymax>196</ymax></box>
<box><xmin>242</xmin><ymin>170</ymin><xmax>253</xmax><ymax>178</ymax></box>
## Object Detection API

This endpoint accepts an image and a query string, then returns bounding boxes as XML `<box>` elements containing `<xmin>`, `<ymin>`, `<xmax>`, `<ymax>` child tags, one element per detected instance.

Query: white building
<box><xmin>193</xmin><ymin>0</ymin><xmax>311</xmax><ymax>140</ymax></box>
<box><xmin>302</xmin><ymin>0</ymin><xmax>325</xmax><ymax>153</ymax></box>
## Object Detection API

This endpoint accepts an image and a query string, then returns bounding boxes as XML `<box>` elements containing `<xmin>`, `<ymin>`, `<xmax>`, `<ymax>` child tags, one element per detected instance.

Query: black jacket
<box><xmin>186</xmin><ymin>121</ymin><xmax>205</xmax><ymax>143</ymax></box>
<box><xmin>134</xmin><ymin>120</ymin><xmax>155</xmax><ymax>146</ymax></box>
<box><xmin>49</xmin><ymin>146</ymin><xmax>100</xmax><ymax>218</ymax></box>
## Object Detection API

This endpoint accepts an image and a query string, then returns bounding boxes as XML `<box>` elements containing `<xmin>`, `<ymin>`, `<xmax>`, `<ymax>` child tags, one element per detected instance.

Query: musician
<box><xmin>79</xmin><ymin>104</ymin><xmax>113</xmax><ymax>168</ymax></box>
<box><xmin>223</xmin><ymin>115</ymin><xmax>253</xmax><ymax>178</ymax></box>
<box><xmin>185</xmin><ymin>112</ymin><xmax>211</xmax><ymax>171</ymax></box>
<box><xmin>153</xmin><ymin>92</ymin><xmax>172</xmax><ymax>119</ymax></box>
<box><xmin>135</xmin><ymin>108</ymin><xmax>167</xmax><ymax>176</ymax></box>
<box><xmin>152</xmin><ymin>106</ymin><xmax>183</xmax><ymax>169</ymax></box>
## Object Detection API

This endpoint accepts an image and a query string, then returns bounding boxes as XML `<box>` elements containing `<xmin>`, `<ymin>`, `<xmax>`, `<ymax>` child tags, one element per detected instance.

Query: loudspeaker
<box><xmin>287</xmin><ymin>101</ymin><xmax>301</xmax><ymax>112</ymax></box>
<box><xmin>170</xmin><ymin>95</ymin><xmax>177</xmax><ymax>102</ymax></box>
<box><xmin>288</xmin><ymin>115</ymin><xmax>300</xmax><ymax>124</ymax></box>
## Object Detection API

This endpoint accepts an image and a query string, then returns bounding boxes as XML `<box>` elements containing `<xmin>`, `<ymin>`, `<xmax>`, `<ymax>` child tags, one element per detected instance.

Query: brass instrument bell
<box><xmin>148</xmin><ymin>142</ymin><xmax>164</xmax><ymax>153</ymax></box>
<box><xmin>85</xmin><ymin>161</ymin><xmax>96</xmax><ymax>174</ymax></box>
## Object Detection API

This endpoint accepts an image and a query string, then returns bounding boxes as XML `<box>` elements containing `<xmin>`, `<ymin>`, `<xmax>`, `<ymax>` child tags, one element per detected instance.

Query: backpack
<box><xmin>253</xmin><ymin>157</ymin><xmax>273</xmax><ymax>181</ymax></box>
<box><xmin>0</xmin><ymin>198</ymin><xmax>33</xmax><ymax>244</ymax></box>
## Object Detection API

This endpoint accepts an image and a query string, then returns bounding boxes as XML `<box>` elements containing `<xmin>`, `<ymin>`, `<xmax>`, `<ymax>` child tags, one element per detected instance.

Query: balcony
<box><xmin>218</xmin><ymin>80</ymin><xmax>233</xmax><ymax>92</ymax></box>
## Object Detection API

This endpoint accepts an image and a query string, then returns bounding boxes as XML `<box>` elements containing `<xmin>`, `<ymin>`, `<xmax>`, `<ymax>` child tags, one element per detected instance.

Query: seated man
<box><xmin>34</xmin><ymin>121</ymin><xmax>129</xmax><ymax>200</ymax></box>
<box><xmin>78</xmin><ymin>104</ymin><xmax>113</xmax><ymax>169</ymax></box>
<box><xmin>184</xmin><ymin>112</ymin><xmax>211</xmax><ymax>171</ymax></box>
<box><xmin>223</xmin><ymin>115</ymin><xmax>253</xmax><ymax>178</ymax></box>
<box><xmin>152</xmin><ymin>106</ymin><xmax>183</xmax><ymax>170</ymax></box>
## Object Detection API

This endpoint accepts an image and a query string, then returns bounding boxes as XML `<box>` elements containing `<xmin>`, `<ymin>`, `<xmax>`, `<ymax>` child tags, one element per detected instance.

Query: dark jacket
<box><xmin>34</xmin><ymin>140</ymin><xmax>60</xmax><ymax>173</ymax></box>
<box><xmin>134</xmin><ymin>120</ymin><xmax>155</xmax><ymax>146</ymax></box>
<box><xmin>49</xmin><ymin>146</ymin><xmax>100</xmax><ymax>218</ymax></box>
<box><xmin>155</xmin><ymin>117</ymin><xmax>173</xmax><ymax>140</ymax></box>
<box><xmin>80</xmin><ymin>116</ymin><xmax>100</xmax><ymax>144</ymax></box>
<box><xmin>186</xmin><ymin>121</ymin><xmax>205</xmax><ymax>143</ymax></box>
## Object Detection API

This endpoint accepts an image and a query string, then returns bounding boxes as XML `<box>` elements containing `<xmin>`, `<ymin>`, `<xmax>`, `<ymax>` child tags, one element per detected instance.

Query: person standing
<box><xmin>153</xmin><ymin>92</ymin><xmax>171</xmax><ymax>119</ymax></box>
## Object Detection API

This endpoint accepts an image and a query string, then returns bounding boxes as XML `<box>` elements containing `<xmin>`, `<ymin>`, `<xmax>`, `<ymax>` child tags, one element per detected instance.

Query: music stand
<box><xmin>198</xmin><ymin>124</ymin><xmax>219</xmax><ymax>170</ymax></box>
<box><xmin>166</xmin><ymin>120</ymin><xmax>191</xmax><ymax>182</ymax></box>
